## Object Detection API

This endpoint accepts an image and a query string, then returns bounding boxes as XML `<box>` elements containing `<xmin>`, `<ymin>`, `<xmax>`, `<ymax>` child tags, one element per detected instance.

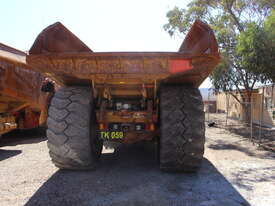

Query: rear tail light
<box><xmin>135</xmin><ymin>123</ymin><xmax>145</xmax><ymax>131</ymax></box>
<box><xmin>109</xmin><ymin>123</ymin><xmax>121</xmax><ymax>131</ymax></box>
<box><xmin>145</xmin><ymin>123</ymin><xmax>155</xmax><ymax>131</ymax></box>
<box><xmin>101</xmin><ymin>123</ymin><xmax>153</xmax><ymax>131</ymax></box>
<box><xmin>136</xmin><ymin>125</ymin><xmax>142</xmax><ymax>131</ymax></box>
<box><xmin>99</xmin><ymin>123</ymin><xmax>106</xmax><ymax>130</ymax></box>
<box><xmin>149</xmin><ymin>123</ymin><xmax>155</xmax><ymax>131</ymax></box>
<box><xmin>113</xmin><ymin>124</ymin><xmax>119</xmax><ymax>130</ymax></box>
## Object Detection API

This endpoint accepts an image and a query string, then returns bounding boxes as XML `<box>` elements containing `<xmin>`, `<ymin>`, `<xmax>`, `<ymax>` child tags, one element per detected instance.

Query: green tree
<box><xmin>164</xmin><ymin>0</ymin><xmax>274</xmax><ymax>122</ymax></box>
<box><xmin>237</xmin><ymin>11</ymin><xmax>275</xmax><ymax>82</ymax></box>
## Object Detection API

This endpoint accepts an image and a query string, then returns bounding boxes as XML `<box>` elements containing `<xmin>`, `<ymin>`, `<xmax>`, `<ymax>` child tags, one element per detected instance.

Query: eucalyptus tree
<box><xmin>164</xmin><ymin>0</ymin><xmax>274</xmax><ymax>122</ymax></box>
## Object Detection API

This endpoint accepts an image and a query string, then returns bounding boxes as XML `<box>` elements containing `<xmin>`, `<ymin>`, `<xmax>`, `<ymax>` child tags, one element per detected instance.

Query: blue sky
<box><xmin>1</xmin><ymin>0</ymin><xmax>212</xmax><ymax>87</ymax></box>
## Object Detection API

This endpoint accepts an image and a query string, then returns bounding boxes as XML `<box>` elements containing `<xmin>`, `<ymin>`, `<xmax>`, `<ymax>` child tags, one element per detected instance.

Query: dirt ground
<box><xmin>207</xmin><ymin>113</ymin><xmax>275</xmax><ymax>152</ymax></box>
<box><xmin>0</xmin><ymin>126</ymin><xmax>274</xmax><ymax>206</ymax></box>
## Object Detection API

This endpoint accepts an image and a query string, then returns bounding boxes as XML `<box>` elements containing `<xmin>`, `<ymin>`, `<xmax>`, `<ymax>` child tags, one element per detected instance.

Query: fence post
<box><xmin>259</xmin><ymin>87</ymin><xmax>264</xmax><ymax>143</ymax></box>
<box><xmin>226</xmin><ymin>92</ymin><xmax>229</xmax><ymax>127</ymax></box>
<box><xmin>250</xmin><ymin>98</ymin><xmax>254</xmax><ymax>144</ymax></box>
<box><xmin>207</xmin><ymin>89</ymin><xmax>210</xmax><ymax>122</ymax></box>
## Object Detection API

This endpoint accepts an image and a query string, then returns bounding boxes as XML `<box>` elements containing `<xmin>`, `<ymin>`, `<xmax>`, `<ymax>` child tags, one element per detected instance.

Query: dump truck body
<box><xmin>0</xmin><ymin>43</ymin><xmax>53</xmax><ymax>135</ymax></box>
<box><xmin>27</xmin><ymin>20</ymin><xmax>219</xmax><ymax>87</ymax></box>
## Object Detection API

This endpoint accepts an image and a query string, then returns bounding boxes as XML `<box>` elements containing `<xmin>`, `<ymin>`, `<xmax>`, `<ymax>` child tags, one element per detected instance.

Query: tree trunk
<box><xmin>242</xmin><ymin>103</ymin><xmax>251</xmax><ymax>124</ymax></box>
<box><xmin>241</xmin><ymin>92</ymin><xmax>252</xmax><ymax>124</ymax></box>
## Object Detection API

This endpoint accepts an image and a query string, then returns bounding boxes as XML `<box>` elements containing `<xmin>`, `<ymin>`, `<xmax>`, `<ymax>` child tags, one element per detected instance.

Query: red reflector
<box><xmin>99</xmin><ymin>123</ymin><xmax>107</xmax><ymax>130</ymax></box>
<box><xmin>169</xmin><ymin>59</ymin><xmax>193</xmax><ymax>74</ymax></box>
<box><xmin>145</xmin><ymin>123</ymin><xmax>155</xmax><ymax>131</ymax></box>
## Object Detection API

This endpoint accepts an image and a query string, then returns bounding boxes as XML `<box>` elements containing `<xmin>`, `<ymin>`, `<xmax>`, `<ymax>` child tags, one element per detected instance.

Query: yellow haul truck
<box><xmin>24</xmin><ymin>20</ymin><xmax>219</xmax><ymax>172</ymax></box>
<box><xmin>0</xmin><ymin>43</ymin><xmax>54</xmax><ymax>138</ymax></box>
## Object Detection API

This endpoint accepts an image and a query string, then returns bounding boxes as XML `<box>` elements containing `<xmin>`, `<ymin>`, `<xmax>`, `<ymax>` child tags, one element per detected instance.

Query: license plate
<box><xmin>99</xmin><ymin>131</ymin><xmax>124</xmax><ymax>140</ymax></box>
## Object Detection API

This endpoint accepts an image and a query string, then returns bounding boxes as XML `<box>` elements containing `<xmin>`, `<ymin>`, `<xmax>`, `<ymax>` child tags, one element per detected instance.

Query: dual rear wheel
<box><xmin>47</xmin><ymin>85</ymin><xmax>205</xmax><ymax>172</ymax></box>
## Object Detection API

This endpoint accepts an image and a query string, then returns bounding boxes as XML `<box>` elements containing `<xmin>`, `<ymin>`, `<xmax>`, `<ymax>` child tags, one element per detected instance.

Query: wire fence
<box><xmin>205</xmin><ymin>88</ymin><xmax>275</xmax><ymax>152</ymax></box>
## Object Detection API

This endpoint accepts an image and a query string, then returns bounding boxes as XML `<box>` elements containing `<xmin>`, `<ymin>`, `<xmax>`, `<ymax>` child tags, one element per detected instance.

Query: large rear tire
<box><xmin>159</xmin><ymin>85</ymin><xmax>205</xmax><ymax>172</ymax></box>
<box><xmin>47</xmin><ymin>86</ymin><xmax>102</xmax><ymax>170</ymax></box>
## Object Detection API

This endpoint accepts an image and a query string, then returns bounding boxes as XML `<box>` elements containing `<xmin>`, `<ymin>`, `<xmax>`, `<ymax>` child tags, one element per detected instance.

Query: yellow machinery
<box><xmin>3</xmin><ymin>20</ymin><xmax>219</xmax><ymax>172</ymax></box>
<box><xmin>0</xmin><ymin>43</ymin><xmax>53</xmax><ymax>136</ymax></box>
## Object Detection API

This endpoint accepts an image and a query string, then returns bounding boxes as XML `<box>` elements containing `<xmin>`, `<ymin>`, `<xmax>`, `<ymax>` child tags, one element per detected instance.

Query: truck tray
<box><xmin>0</xmin><ymin>43</ymin><xmax>46</xmax><ymax>111</ymax></box>
<box><xmin>27</xmin><ymin>20</ymin><xmax>220</xmax><ymax>87</ymax></box>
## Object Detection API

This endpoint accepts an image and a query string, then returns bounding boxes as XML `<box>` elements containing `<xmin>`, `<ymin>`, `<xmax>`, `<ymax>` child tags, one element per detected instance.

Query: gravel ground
<box><xmin>0</xmin><ymin>127</ymin><xmax>274</xmax><ymax>206</ymax></box>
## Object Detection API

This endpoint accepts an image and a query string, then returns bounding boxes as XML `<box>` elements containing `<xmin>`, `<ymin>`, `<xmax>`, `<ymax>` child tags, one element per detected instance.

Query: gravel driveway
<box><xmin>0</xmin><ymin>127</ymin><xmax>274</xmax><ymax>206</ymax></box>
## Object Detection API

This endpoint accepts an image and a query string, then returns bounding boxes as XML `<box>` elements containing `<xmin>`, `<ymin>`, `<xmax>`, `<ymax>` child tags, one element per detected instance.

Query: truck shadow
<box><xmin>0</xmin><ymin>129</ymin><xmax>46</xmax><ymax>147</ymax></box>
<box><xmin>207</xmin><ymin>139</ymin><xmax>275</xmax><ymax>160</ymax></box>
<box><xmin>24</xmin><ymin>143</ymin><xmax>250</xmax><ymax>206</ymax></box>
<box><xmin>0</xmin><ymin>149</ymin><xmax>22</xmax><ymax>161</ymax></box>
